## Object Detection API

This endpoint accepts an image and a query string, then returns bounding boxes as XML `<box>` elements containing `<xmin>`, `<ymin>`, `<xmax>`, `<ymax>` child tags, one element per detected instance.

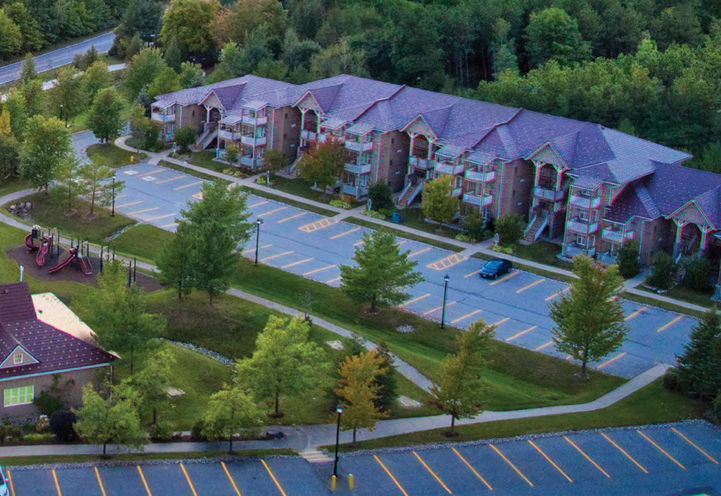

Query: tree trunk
<box><xmin>274</xmin><ymin>388</ymin><xmax>280</xmax><ymax>417</ymax></box>
<box><xmin>90</xmin><ymin>188</ymin><xmax>96</xmax><ymax>216</ymax></box>
<box><xmin>228</xmin><ymin>435</ymin><xmax>233</xmax><ymax>454</ymax></box>
<box><xmin>103</xmin><ymin>441</ymin><xmax>107</xmax><ymax>458</ymax></box>
<box><xmin>153</xmin><ymin>407</ymin><xmax>157</xmax><ymax>426</ymax></box>
<box><xmin>581</xmin><ymin>345</ymin><xmax>589</xmax><ymax>380</ymax></box>
<box><xmin>370</xmin><ymin>294</ymin><xmax>377</xmax><ymax>312</ymax></box>
<box><xmin>177</xmin><ymin>280</ymin><xmax>182</xmax><ymax>301</ymax></box>
<box><xmin>450</xmin><ymin>414</ymin><xmax>456</xmax><ymax>434</ymax></box>
<box><xmin>352</xmin><ymin>427</ymin><xmax>357</xmax><ymax>446</ymax></box>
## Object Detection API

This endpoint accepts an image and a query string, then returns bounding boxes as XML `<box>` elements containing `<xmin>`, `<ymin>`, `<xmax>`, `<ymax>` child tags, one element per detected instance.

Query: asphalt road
<box><xmin>0</xmin><ymin>31</ymin><xmax>115</xmax><ymax>85</ymax></box>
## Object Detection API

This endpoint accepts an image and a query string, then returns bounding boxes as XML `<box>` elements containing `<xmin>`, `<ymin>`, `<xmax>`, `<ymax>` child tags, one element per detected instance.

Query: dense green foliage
<box><xmin>617</xmin><ymin>241</ymin><xmax>640</xmax><ymax>279</ymax></box>
<box><xmin>648</xmin><ymin>252</ymin><xmax>678</xmax><ymax>290</ymax></box>
<box><xmin>671</xmin><ymin>308</ymin><xmax>721</xmax><ymax>402</ymax></box>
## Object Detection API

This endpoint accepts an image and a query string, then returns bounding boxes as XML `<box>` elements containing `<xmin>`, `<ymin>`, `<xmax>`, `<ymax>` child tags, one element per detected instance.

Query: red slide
<box><xmin>25</xmin><ymin>233</ymin><xmax>38</xmax><ymax>252</ymax></box>
<box><xmin>78</xmin><ymin>256</ymin><xmax>93</xmax><ymax>276</ymax></box>
<box><xmin>35</xmin><ymin>239</ymin><xmax>50</xmax><ymax>267</ymax></box>
<box><xmin>48</xmin><ymin>247</ymin><xmax>78</xmax><ymax>275</ymax></box>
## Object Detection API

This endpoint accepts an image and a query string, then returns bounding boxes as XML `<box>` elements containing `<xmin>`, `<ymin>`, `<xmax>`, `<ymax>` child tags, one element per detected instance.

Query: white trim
<box><xmin>0</xmin><ymin>362</ymin><xmax>111</xmax><ymax>383</ymax></box>
<box><xmin>0</xmin><ymin>345</ymin><xmax>39</xmax><ymax>369</ymax></box>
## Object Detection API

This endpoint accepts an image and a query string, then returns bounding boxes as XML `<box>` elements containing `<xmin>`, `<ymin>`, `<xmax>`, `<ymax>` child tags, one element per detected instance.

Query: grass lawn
<box><xmin>174</xmin><ymin>150</ymin><xmax>248</xmax><ymax>176</ymax></box>
<box><xmin>623</xmin><ymin>290</ymin><xmax>705</xmax><ymax>319</ymax></box>
<box><xmin>0</xmin><ymin>178</ymin><xmax>31</xmax><ymax>197</ymax></box>
<box><xmin>513</xmin><ymin>241</ymin><xmax>571</xmax><ymax>269</ymax></box>
<box><xmin>4</xmin><ymin>192</ymin><xmax>135</xmax><ymax>244</ymax></box>
<box><xmin>399</xmin><ymin>207</ymin><xmax>464</xmax><ymax>240</ymax></box>
<box><xmin>87</xmin><ymin>143</ymin><xmax>146</xmax><ymax>168</ymax></box>
<box><xmin>334</xmin><ymin>379</ymin><xmax>705</xmax><ymax>450</ymax></box>
<box><xmin>661</xmin><ymin>284</ymin><xmax>713</xmax><ymax>309</ymax></box>
<box><xmin>158</xmin><ymin>160</ymin><xmax>228</xmax><ymax>183</ymax></box>
<box><xmin>110</xmin><ymin>224</ymin><xmax>174</xmax><ymax>262</ymax></box>
<box><xmin>346</xmin><ymin>217</ymin><xmax>463</xmax><ymax>252</ymax></box>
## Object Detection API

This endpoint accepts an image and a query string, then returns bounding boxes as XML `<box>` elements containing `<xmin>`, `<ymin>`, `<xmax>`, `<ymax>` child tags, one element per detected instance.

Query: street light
<box><xmin>111</xmin><ymin>177</ymin><xmax>116</xmax><ymax>217</ymax></box>
<box><xmin>440</xmin><ymin>274</ymin><xmax>450</xmax><ymax>329</ymax></box>
<box><xmin>333</xmin><ymin>404</ymin><xmax>343</xmax><ymax>478</ymax></box>
<box><xmin>254</xmin><ymin>219</ymin><xmax>263</xmax><ymax>265</ymax></box>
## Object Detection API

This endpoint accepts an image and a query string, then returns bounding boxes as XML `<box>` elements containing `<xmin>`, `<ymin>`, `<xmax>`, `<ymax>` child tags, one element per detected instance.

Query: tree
<box><xmin>174</xmin><ymin>125</ymin><xmax>196</xmax><ymax>153</ymax></box>
<box><xmin>495</xmin><ymin>214</ymin><xmax>524</xmax><ymax>247</ymax></box>
<box><xmin>463</xmin><ymin>212</ymin><xmax>486</xmax><ymax>242</ymax></box>
<box><xmin>79</xmin><ymin>261</ymin><xmax>165</xmax><ymax>374</ymax></box>
<box><xmin>4</xmin><ymin>3</ymin><xmax>43</xmax><ymax>54</ymax></box>
<box><xmin>50</xmin><ymin>66</ymin><xmax>84</xmax><ymax>123</ymax></box>
<box><xmin>53</xmin><ymin>158</ymin><xmax>82</xmax><ymax>212</ymax></box>
<box><xmin>20</xmin><ymin>116</ymin><xmax>72</xmax><ymax>190</ymax></box>
<box><xmin>19</xmin><ymin>78</ymin><xmax>45</xmax><ymax>117</ymax></box>
<box><xmin>160</xmin><ymin>0</ymin><xmax>219</xmax><ymax>63</ymax></box>
<box><xmin>0</xmin><ymin>133</ymin><xmax>19</xmax><ymax>180</ymax></box>
<box><xmin>73</xmin><ymin>44</ymin><xmax>98</xmax><ymax>70</ymax></box>
<box><xmin>74</xmin><ymin>383</ymin><xmax>146</xmax><ymax>457</ymax></box>
<box><xmin>684</xmin><ymin>257</ymin><xmax>712</xmax><ymax>291</ymax></box>
<box><xmin>550</xmin><ymin>256</ymin><xmax>629</xmax><ymax>379</ymax></box>
<box><xmin>262</xmin><ymin>149</ymin><xmax>288</xmax><ymax>172</ymax></box>
<box><xmin>202</xmin><ymin>385</ymin><xmax>262</xmax><ymax>453</ymax></box>
<box><xmin>223</xmin><ymin>145</ymin><xmax>238</xmax><ymax>166</ymax></box>
<box><xmin>430</xmin><ymin>320</ymin><xmax>494</xmax><ymax>435</ymax></box>
<box><xmin>0</xmin><ymin>10</ymin><xmax>21</xmax><ymax>60</ymax></box>
<box><xmin>310</xmin><ymin>38</ymin><xmax>368</xmax><ymax>79</ymax></box>
<box><xmin>422</xmin><ymin>176</ymin><xmax>459</xmax><ymax>224</ymax></box>
<box><xmin>675</xmin><ymin>308</ymin><xmax>721</xmax><ymax>400</ymax></box>
<box><xmin>340</xmin><ymin>229</ymin><xmax>423</xmax><ymax>312</ymax></box>
<box><xmin>147</xmin><ymin>66</ymin><xmax>181</xmax><ymax>99</ymax></box>
<box><xmin>163</xmin><ymin>37</ymin><xmax>185</xmax><ymax>72</ymax></box>
<box><xmin>373</xmin><ymin>342</ymin><xmax>398</xmax><ymax>412</ymax></box>
<box><xmin>124</xmin><ymin>48</ymin><xmax>168</xmax><ymax>100</ymax></box>
<box><xmin>82</xmin><ymin>60</ymin><xmax>112</xmax><ymax>101</ymax></box>
<box><xmin>297</xmin><ymin>139</ymin><xmax>346</xmax><ymax>194</ymax></box>
<box><xmin>49</xmin><ymin>410</ymin><xmax>78</xmax><ymax>442</ymax></box>
<box><xmin>3</xmin><ymin>89</ymin><xmax>26</xmax><ymax>138</ymax></box>
<box><xmin>175</xmin><ymin>181</ymin><xmax>252</xmax><ymax>302</ymax></box>
<box><xmin>368</xmin><ymin>182</ymin><xmax>394</xmax><ymax>212</ymax></box>
<box><xmin>617</xmin><ymin>241</ymin><xmax>640</xmax><ymax>279</ymax></box>
<box><xmin>20</xmin><ymin>53</ymin><xmax>36</xmax><ymax>84</ymax></box>
<box><xmin>524</xmin><ymin>8</ymin><xmax>591</xmax><ymax>68</ymax></box>
<box><xmin>237</xmin><ymin>316</ymin><xmax>327</xmax><ymax>417</ymax></box>
<box><xmin>156</xmin><ymin>223</ymin><xmax>196</xmax><ymax>301</ymax></box>
<box><xmin>119</xmin><ymin>0</ymin><xmax>163</xmax><ymax>41</ymax></box>
<box><xmin>335</xmin><ymin>351</ymin><xmax>389</xmax><ymax>445</ymax></box>
<box><xmin>87</xmin><ymin>87</ymin><xmax>125</xmax><ymax>143</ymax></box>
<box><xmin>648</xmin><ymin>252</ymin><xmax>677</xmax><ymax>290</ymax></box>
<box><xmin>78</xmin><ymin>160</ymin><xmax>119</xmax><ymax>216</ymax></box>
<box><xmin>210</xmin><ymin>0</ymin><xmax>286</xmax><ymax>48</ymax></box>
<box><xmin>179</xmin><ymin>62</ymin><xmax>205</xmax><ymax>89</ymax></box>
<box><xmin>130</xmin><ymin>347</ymin><xmax>177</xmax><ymax>438</ymax></box>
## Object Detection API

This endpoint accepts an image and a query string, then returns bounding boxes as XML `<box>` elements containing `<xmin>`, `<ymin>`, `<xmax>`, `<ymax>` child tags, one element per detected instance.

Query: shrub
<box><xmin>191</xmin><ymin>420</ymin><xmax>207</xmax><ymax>441</ymax></box>
<box><xmin>174</xmin><ymin>125</ymin><xmax>196</xmax><ymax>153</ymax></box>
<box><xmin>0</xmin><ymin>423</ymin><xmax>23</xmax><ymax>443</ymax></box>
<box><xmin>714</xmin><ymin>394</ymin><xmax>721</xmax><ymax>421</ymax></box>
<box><xmin>33</xmin><ymin>390</ymin><xmax>64</xmax><ymax>416</ymax></box>
<box><xmin>363</xmin><ymin>209</ymin><xmax>386</xmax><ymax>220</ymax></box>
<box><xmin>149</xmin><ymin>420</ymin><xmax>175</xmax><ymax>441</ymax></box>
<box><xmin>463</xmin><ymin>212</ymin><xmax>486</xmax><ymax>241</ymax></box>
<box><xmin>368</xmin><ymin>182</ymin><xmax>394</xmax><ymax>211</ymax></box>
<box><xmin>617</xmin><ymin>241</ymin><xmax>640</xmax><ymax>279</ymax></box>
<box><xmin>455</xmin><ymin>233</ymin><xmax>471</xmax><ymax>242</ymax></box>
<box><xmin>23</xmin><ymin>432</ymin><xmax>55</xmax><ymax>443</ymax></box>
<box><xmin>495</xmin><ymin>214</ymin><xmax>524</xmax><ymax>247</ymax></box>
<box><xmin>662</xmin><ymin>368</ymin><xmax>682</xmax><ymax>392</ymax></box>
<box><xmin>647</xmin><ymin>252</ymin><xmax>677</xmax><ymax>290</ymax></box>
<box><xmin>49</xmin><ymin>410</ymin><xmax>78</xmax><ymax>442</ymax></box>
<box><xmin>330</xmin><ymin>199</ymin><xmax>351</xmax><ymax>209</ymax></box>
<box><xmin>684</xmin><ymin>257</ymin><xmax>712</xmax><ymax>291</ymax></box>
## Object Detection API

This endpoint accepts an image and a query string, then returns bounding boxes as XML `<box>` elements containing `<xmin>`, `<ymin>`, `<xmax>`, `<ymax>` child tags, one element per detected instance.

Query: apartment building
<box><xmin>153</xmin><ymin>74</ymin><xmax>721</xmax><ymax>266</ymax></box>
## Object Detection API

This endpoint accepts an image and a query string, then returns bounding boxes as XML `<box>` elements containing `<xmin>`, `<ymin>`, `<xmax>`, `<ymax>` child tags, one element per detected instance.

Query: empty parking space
<box><xmin>54</xmin><ymin>467</ymin><xmax>103</xmax><ymax>496</ymax></box>
<box><xmin>141</xmin><ymin>464</ymin><xmax>195</xmax><ymax>495</ymax></box>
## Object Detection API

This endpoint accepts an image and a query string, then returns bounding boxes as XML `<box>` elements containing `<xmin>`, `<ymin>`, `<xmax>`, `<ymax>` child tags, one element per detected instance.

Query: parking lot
<box><xmin>113</xmin><ymin>161</ymin><xmax>698</xmax><ymax>379</ymax></box>
<box><xmin>4</xmin><ymin>422</ymin><xmax>720</xmax><ymax>495</ymax></box>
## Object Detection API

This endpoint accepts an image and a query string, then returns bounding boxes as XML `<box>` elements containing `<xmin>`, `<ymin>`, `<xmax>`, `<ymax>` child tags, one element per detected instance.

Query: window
<box><xmin>3</xmin><ymin>385</ymin><xmax>34</xmax><ymax>407</ymax></box>
<box><xmin>12</xmin><ymin>352</ymin><xmax>22</xmax><ymax>364</ymax></box>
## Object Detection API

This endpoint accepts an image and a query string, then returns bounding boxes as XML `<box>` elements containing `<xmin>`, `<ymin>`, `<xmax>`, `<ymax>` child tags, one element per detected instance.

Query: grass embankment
<box><xmin>346</xmin><ymin>217</ymin><xmax>463</xmax><ymax>252</ymax></box>
<box><xmin>336</xmin><ymin>379</ymin><xmax>705</xmax><ymax>451</ymax></box>
<box><xmin>87</xmin><ymin>143</ymin><xmax>146</xmax><ymax>168</ymax></box>
<box><xmin>158</xmin><ymin>160</ymin><xmax>227</xmax><ymax>183</ymax></box>
<box><xmin>110</xmin><ymin>224</ymin><xmax>174</xmax><ymax>262</ymax></box>
<box><xmin>0</xmin><ymin>178</ymin><xmax>31</xmax><ymax>198</ymax></box>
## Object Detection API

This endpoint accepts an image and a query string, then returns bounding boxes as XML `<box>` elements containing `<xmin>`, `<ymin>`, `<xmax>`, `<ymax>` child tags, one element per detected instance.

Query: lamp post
<box><xmin>440</xmin><ymin>274</ymin><xmax>450</xmax><ymax>329</ymax></box>
<box><xmin>111</xmin><ymin>177</ymin><xmax>116</xmax><ymax>217</ymax></box>
<box><xmin>254</xmin><ymin>219</ymin><xmax>263</xmax><ymax>265</ymax></box>
<box><xmin>333</xmin><ymin>404</ymin><xmax>343</xmax><ymax>478</ymax></box>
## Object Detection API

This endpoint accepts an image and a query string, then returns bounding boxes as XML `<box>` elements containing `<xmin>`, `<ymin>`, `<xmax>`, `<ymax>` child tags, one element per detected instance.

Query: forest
<box><xmin>1</xmin><ymin>0</ymin><xmax>720</xmax><ymax>165</ymax></box>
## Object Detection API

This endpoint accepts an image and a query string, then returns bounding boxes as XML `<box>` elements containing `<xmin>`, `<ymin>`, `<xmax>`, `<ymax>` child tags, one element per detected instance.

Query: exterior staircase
<box><xmin>193</xmin><ymin>123</ymin><xmax>218</xmax><ymax>151</ymax></box>
<box><xmin>523</xmin><ymin>213</ymin><xmax>548</xmax><ymax>242</ymax></box>
<box><xmin>299</xmin><ymin>449</ymin><xmax>333</xmax><ymax>464</ymax></box>
<box><xmin>397</xmin><ymin>178</ymin><xmax>423</xmax><ymax>207</ymax></box>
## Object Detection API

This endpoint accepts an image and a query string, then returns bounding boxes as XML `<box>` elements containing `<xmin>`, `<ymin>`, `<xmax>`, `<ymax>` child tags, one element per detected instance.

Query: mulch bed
<box><xmin>6</xmin><ymin>245</ymin><xmax>162</xmax><ymax>292</ymax></box>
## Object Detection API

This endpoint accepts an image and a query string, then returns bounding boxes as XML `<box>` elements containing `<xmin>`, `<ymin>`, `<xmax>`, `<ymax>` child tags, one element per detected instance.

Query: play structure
<box><xmin>25</xmin><ymin>228</ymin><xmax>94</xmax><ymax>276</ymax></box>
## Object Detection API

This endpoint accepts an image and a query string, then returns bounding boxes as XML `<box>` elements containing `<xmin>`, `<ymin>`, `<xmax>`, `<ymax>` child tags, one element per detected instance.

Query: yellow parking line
<box><xmin>451</xmin><ymin>447</ymin><xmax>492</xmax><ymax>490</ymax></box>
<box><xmin>528</xmin><ymin>440</ymin><xmax>573</xmax><ymax>483</ymax></box>
<box><xmin>516</xmin><ymin>278</ymin><xmax>545</xmax><ymax>294</ymax></box>
<box><xmin>489</xmin><ymin>444</ymin><xmax>534</xmax><ymax>487</ymax></box>
<box><xmin>489</xmin><ymin>271</ymin><xmax>518</xmax><ymax>286</ymax></box>
<box><xmin>143</xmin><ymin>213</ymin><xmax>176</xmax><ymax>222</ymax></box>
<box><xmin>243</xmin><ymin>243</ymin><xmax>271</xmax><ymax>255</ymax></box>
<box><xmin>116</xmin><ymin>200</ymin><xmax>143</xmax><ymax>209</ymax></box>
<box><xmin>545</xmin><ymin>287</ymin><xmax>570</xmax><ymax>302</ymax></box>
<box><xmin>423</xmin><ymin>301</ymin><xmax>456</xmax><ymax>316</ymax></box>
<box><xmin>180</xmin><ymin>463</ymin><xmax>199</xmax><ymax>496</ymax></box>
<box><xmin>94</xmin><ymin>467</ymin><xmax>107</xmax><ymax>496</ymax></box>
<box><xmin>597</xmin><ymin>352</ymin><xmax>626</xmax><ymax>370</ymax></box>
<box><xmin>463</xmin><ymin>269</ymin><xmax>480</xmax><ymax>278</ymax></box>
<box><xmin>564</xmin><ymin>435</ymin><xmax>610</xmax><ymax>478</ymax></box>
<box><xmin>303</xmin><ymin>264</ymin><xmax>336</xmax><ymax>276</ymax></box>
<box><xmin>413</xmin><ymin>451</ymin><xmax>453</xmax><ymax>494</ymax></box>
<box><xmin>221</xmin><ymin>462</ymin><xmax>242</xmax><ymax>495</ymax></box>
<box><xmin>261</xmin><ymin>250</ymin><xmax>293</xmax><ymax>263</ymax></box>
<box><xmin>601</xmin><ymin>432</ymin><xmax>648</xmax><ymax>473</ymax></box>
<box><xmin>637</xmin><ymin>430</ymin><xmax>685</xmax><ymax>469</ymax></box>
<box><xmin>450</xmin><ymin>309</ymin><xmax>483</xmax><ymax>324</ymax></box>
<box><xmin>505</xmin><ymin>325</ymin><xmax>537</xmax><ymax>342</ymax></box>
<box><xmin>408</xmin><ymin>246</ymin><xmax>431</xmax><ymax>258</ymax></box>
<box><xmin>52</xmin><ymin>469</ymin><xmax>62</xmax><ymax>496</ymax></box>
<box><xmin>277</xmin><ymin>211</ymin><xmax>307</xmax><ymax>224</ymax></box>
<box><xmin>326</xmin><ymin>277</ymin><xmax>341</xmax><ymax>284</ymax></box>
<box><xmin>373</xmin><ymin>455</ymin><xmax>409</xmax><ymax>496</ymax></box>
<box><xmin>249</xmin><ymin>199</ymin><xmax>269</xmax><ymax>208</ymax></box>
<box><xmin>400</xmin><ymin>293</ymin><xmax>431</xmax><ymax>308</ymax></box>
<box><xmin>490</xmin><ymin>316</ymin><xmax>510</xmax><ymax>328</ymax></box>
<box><xmin>128</xmin><ymin>206</ymin><xmax>160</xmax><ymax>216</ymax></box>
<box><xmin>330</xmin><ymin>226</ymin><xmax>361</xmax><ymax>239</ymax></box>
<box><xmin>138</xmin><ymin>168</ymin><xmax>164</xmax><ymax>177</ymax></box>
<box><xmin>671</xmin><ymin>427</ymin><xmax>719</xmax><ymax>464</ymax></box>
<box><xmin>260</xmin><ymin>459</ymin><xmax>288</xmax><ymax>496</ymax></box>
<box><xmin>657</xmin><ymin>315</ymin><xmax>683</xmax><ymax>333</ymax></box>
<box><xmin>156</xmin><ymin>175</ymin><xmax>185</xmax><ymax>185</ymax></box>
<box><xmin>625</xmin><ymin>306</ymin><xmax>648</xmax><ymax>321</ymax></box>
<box><xmin>137</xmin><ymin>465</ymin><xmax>153</xmax><ymax>496</ymax></box>
<box><xmin>174</xmin><ymin>180</ymin><xmax>203</xmax><ymax>191</ymax></box>
<box><xmin>258</xmin><ymin>206</ymin><xmax>288</xmax><ymax>218</ymax></box>
<box><xmin>161</xmin><ymin>223</ymin><xmax>178</xmax><ymax>229</ymax></box>
<box><xmin>281</xmin><ymin>257</ymin><xmax>313</xmax><ymax>269</ymax></box>
<box><xmin>7</xmin><ymin>468</ymin><xmax>16</xmax><ymax>496</ymax></box>
<box><xmin>535</xmin><ymin>340</ymin><xmax>554</xmax><ymax>351</ymax></box>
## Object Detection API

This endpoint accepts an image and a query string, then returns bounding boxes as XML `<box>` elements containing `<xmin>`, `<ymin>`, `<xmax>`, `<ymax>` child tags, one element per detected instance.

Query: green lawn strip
<box><xmin>87</xmin><ymin>143</ymin><xmax>147</xmax><ymax>168</ymax></box>
<box><xmin>172</xmin><ymin>150</ymin><xmax>248</xmax><ymax>176</ymax></box>
<box><xmin>3</xmin><ymin>192</ymin><xmax>135</xmax><ymax>244</ymax></box>
<box><xmin>331</xmin><ymin>379</ymin><xmax>705</xmax><ymax>451</ymax></box>
<box><xmin>662</xmin><ymin>285</ymin><xmax>713</xmax><ymax>309</ymax></box>
<box><xmin>622</xmin><ymin>290</ymin><xmax>705</xmax><ymax>319</ymax></box>
<box><xmin>345</xmin><ymin>217</ymin><xmax>463</xmax><ymax>252</ymax></box>
<box><xmin>158</xmin><ymin>160</ymin><xmax>230</xmax><ymax>184</ymax></box>
<box><xmin>0</xmin><ymin>449</ymin><xmax>297</xmax><ymax>466</ymax></box>
<box><xmin>239</xmin><ymin>186</ymin><xmax>337</xmax><ymax>216</ymax></box>
<box><xmin>0</xmin><ymin>178</ymin><xmax>31</xmax><ymax>198</ymax></box>
<box><xmin>512</xmin><ymin>241</ymin><xmax>572</xmax><ymax>270</ymax></box>
<box><xmin>397</xmin><ymin>208</ymin><xmax>464</xmax><ymax>241</ymax></box>
<box><xmin>109</xmin><ymin>224</ymin><xmax>174</xmax><ymax>263</ymax></box>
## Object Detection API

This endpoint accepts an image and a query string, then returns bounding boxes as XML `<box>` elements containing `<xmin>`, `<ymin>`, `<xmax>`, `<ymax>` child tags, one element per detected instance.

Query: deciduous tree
<box><xmin>87</xmin><ymin>87</ymin><xmax>125</xmax><ymax>143</ymax></box>
<box><xmin>50</xmin><ymin>66</ymin><xmax>84</xmax><ymax>123</ymax></box>
<box><xmin>160</xmin><ymin>0</ymin><xmax>219</xmax><ymax>63</ymax></box>
<box><xmin>124</xmin><ymin>48</ymin><xmax>168</xmax><ymax>100</ymax></box>
<box><xmin>82</xmin><ymin>60</ymin><xmax>112</xmax><ymax>101</ymax></box>
<box><xmin>156</xmin><ymin>223</ymin><xmax>196</xmax><ymax>301</ymax></box>
<box><xmin>79</xmin><ymin>159</ymin><xmax>120</xmax><ymax>216</ymax></box>
<box><xmin>297</xmin><ymin>139</ymin><xmax>347</xmax><ymax>195</ymax></box>
<box><xmin>20</xmin><ymin>116</ymin><xmax>72</xmax><ymax>190</ymax></box>
<box><xmin>202</xmin><ymin>385</ymin><xmax>262</xmax><ymax>453</ymax></box>
<box><xmin>422</xmin><ymin>176</ymin><xmax>459</xmax><ymax>224</ymax></box>
<box><xmin>524</xmin><ymin>7</ymin><xmax>591</xmax><ymax>68</ymax></box>
<box><xmin>130</xmin><ymin>347</ymin><xmax>177</xmax><ymax>437</ymax></box>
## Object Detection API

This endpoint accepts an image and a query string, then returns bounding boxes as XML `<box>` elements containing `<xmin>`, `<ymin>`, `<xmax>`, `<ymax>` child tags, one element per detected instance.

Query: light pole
<box><xmin>440</xmin><ymin>274</ymin><xmax>450</xmax><ymax>329</ymax></box>
<box><xmin>333</xmin><ymin>404</ymin><xmax>343</xmax><ymax>478</ymax></box>
<box><xmin>254</xmin><ymin>219</ymin><xmax>263</xmax><ymax>265</ymax></box>
<box><xmin>111</xmin><ymin>177</ymin><xmax>116</xmax><ymax>217</ymax></box>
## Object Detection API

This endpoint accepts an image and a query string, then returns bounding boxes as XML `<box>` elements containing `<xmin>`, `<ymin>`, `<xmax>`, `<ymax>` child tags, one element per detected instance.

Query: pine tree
<box><xmin>675</xmin><ymin>308</ymin><xmax>721</xmax><ymax>400</ymax></box>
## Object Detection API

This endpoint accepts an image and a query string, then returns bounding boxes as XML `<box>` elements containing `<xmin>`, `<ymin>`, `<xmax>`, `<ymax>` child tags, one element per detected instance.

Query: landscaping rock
<box><xmin>396</xmin><ymin>325</ymin><xmax>415</xmax><ymax>333</ymax></box>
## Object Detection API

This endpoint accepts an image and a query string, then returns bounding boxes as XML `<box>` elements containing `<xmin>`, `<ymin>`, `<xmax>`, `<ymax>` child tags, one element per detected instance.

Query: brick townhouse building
<box><xmin>153</xmin><ymin>74</ymin><xmax>721</xmax><ymax>266</ymax></box>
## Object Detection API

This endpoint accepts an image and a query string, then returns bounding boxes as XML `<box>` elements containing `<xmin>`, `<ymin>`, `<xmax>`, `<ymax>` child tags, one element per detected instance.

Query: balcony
<box><xmin>218</xmin><ymin>129</ymin><xmax>240</xmax><ymax>141</ymax></box>
<box><xmin>463</xmin><ymin>194</ymin><xmax>493</xmax><ymax>207</ymax></box>
<box><xmin>465</xmin><ymin>170</ymin><xmax>495</xmax><ymax>183</ymax></box>
<box><xmin>241</xmin><ymin>135</ymin><xmax>266</xmax><ymax>146</ymax></box>
<box><xmin>435</xmin><ymin>163</ymin><xmax>464</xmax><ymax>176</ymax></box>
<box><xmin>345</xmin><ymin>140</ymin><xmax>373</xmax><ymax>152</ymax></box>
<box><xmin>534</xmin><ymin>186</ymin><xmax>565</xmax><ymax>202</ymax></box>
<box><xmin>151</xmin><ymin>112</ymin><xmax>175</xmax><ymax>123</ymax></box>
<box><xmin>564</xmin><ymin>244</ymin><xmax>596</xmax><ymax>258</ymax></box>
<box><xmin>241</xmin><ymin>115</ymin><xmax>267</xmax><ymax>126</ymax></box>
<box><xmin>450</xmin><ymin>187</ymin><xmax>463</xmax><ymax>197</ymax></box>
<box><xmin>566</xmin><ymin>218</ymin><xmax>599</xmax><ymax>234</ymax></box>
<box><xmin>301</xmin><ymin>129</ymin><xmax>317</xmax><ymax>141</ymax></box>
<box><xmin>410</xmin><ymin>157</ymin><xmax>430</xmax><ymax>170</ymax></box>
<box><xmin>569</xmin><ymin>194</ymin><xmax>601</xmax><ymax>209</ymax></box>
<box><xmin>239</xmin><ymin>155</ymin><xmax>257</xmax><ymax>168</ymax></box>
<box><xmin>602</xmin><ymin>227</ymin><xmax>634</xmax><ymax>244</ymax></box>
<box><xmin>345</xmin><ymin>162</ymin><xmax>372</xmax><ymax>175</ymax></box>
<box><xmin>342</xmin><ymin>183</ymin><xmax>369</xmax><ymax>198</ymax></box>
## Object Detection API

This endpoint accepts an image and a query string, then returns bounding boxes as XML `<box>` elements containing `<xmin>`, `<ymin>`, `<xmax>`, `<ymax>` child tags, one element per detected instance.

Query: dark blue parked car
<box><xmin>479</xmin><ymin>258</ymin><xmax>512</xmax><ymax>279</ymax></box>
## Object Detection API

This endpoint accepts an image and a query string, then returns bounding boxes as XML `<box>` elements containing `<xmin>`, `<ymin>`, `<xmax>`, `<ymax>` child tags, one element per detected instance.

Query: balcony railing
<box><xmin>241</xmin><ymin>115</ymin><xmax>267</xmax><ymax>126</ymax></box>
<box><xmin>345</xmin><ymin>162</ymin><xmax>372</xmax><ymax>175</ymax></box>
<box><xmin>435</xmin><ymin>163</ymin><xmax>464</xmax><ymax>176</ymax></box>
<box><xmin>239</xmin><ymin>156</ymin><xmax>256</xmax><ymax>167</ymax></box>
<box><xmin>241</xmin><ymin>135</ymin><xmax>267</xmax><ymax>146</ymax></box>
<box><xmin>342</xmin><ymin>183</ymin><xmax>369</xmax><ymax>198</ymax></box>
<box><xmin>569</xmin><ymin>194</ymin><xmax>601</xmax><ymax>209</ymax></box>
<box><xmin>450</xmin><ymin>187</ymin><xmax>463</xmax><ymax>197</ymax></box>
<box><xmin>534</xmin><ymin>186</ymin><xmax>565</xmax><ymax>202</ymax></box>
<box><xmin>410</xmin><ymin>157</ymin><xmax>430</xmax><ymax>170</ymax></box>
<box><xmin>564</xmin><ymin>244</ymin><xmax>596</xmax><ymax>258</ymax></box>
<box><xmin>301</xmin><ymin>129</ymin><xmax>317</xmax><ymax>141</ymax></box>
<box><xmin>462</xmin><ymin>194</ymin><xmax>493</xmax><ymax>207</ymax></box>
<box><xmin>218</xmin><ymin>129</ymin><xmax>240</xmax><ymax>141</ymax></box>
<box><xmin>465</xmin><ymin>170</ymin><xmax>496</xmax><ymax>183</ymax></box>
<box><xmin>151</xmin><ymin>112</ymin><xmax>175</xmax><ymax>123</ymax></box>
<box><xmin>345</xmin><ymin>140</ymin><xmax>373</xmax><ymax>152</ymax></box>
<box><xmin>602</xmin><ymin>227</ymin><xmax>634</xmax><ymax>244</ymax></box>
<box><xmin>566</xmin><ymin>218</ymin><xmax>599</xmax><ymax>234</ymax></box>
